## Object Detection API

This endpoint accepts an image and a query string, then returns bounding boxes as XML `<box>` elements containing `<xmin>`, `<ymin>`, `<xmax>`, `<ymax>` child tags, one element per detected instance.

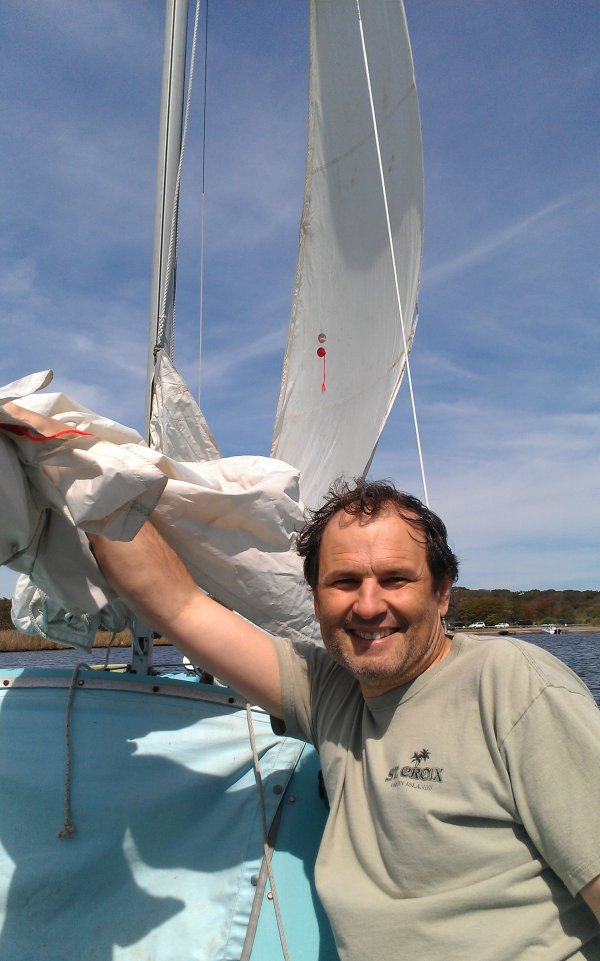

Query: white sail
<box><xmin>271</xmin><ymin>0</ymin><xmax>423</xmax><ymax>508</ymax></box>
<box><xmin>149</xmin><ymin>349</ymin><xmax>221</xmax><ymax>462</ymax></box>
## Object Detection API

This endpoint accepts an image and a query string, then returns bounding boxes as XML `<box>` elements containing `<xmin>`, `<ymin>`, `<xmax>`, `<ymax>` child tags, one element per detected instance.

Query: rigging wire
<box><xmin>198</xmin><ymin>0</ymin><xmax>209</xmax><ymax>406</ymax></box>
<box><xmin>354</xmin><ymin>0</ymin><xmax>429</xmax><ymax>507</ymax></box>
<box><xmin>245</xmin><ymin>705</ymin><xmax>291</xmax><ymax>961</ymax></box>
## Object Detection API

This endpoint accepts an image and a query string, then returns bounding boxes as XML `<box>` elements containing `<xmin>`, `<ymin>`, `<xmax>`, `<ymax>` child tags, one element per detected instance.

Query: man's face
<box><xmin>313</xmin><ymin>508</ymin><xmax>452</xmax><ymax>697</ymax></box>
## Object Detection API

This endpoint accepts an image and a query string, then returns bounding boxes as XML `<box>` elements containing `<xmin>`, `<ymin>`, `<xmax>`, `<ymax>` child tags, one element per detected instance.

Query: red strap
<box><xmin>0</xmin><ymin>423</ymin><xmax>93</xmax><ymax>442</ymax></box>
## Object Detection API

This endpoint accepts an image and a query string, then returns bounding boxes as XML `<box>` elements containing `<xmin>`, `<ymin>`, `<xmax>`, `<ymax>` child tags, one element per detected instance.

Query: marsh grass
<box><xmin>0</xmin><ymin>629</ymin><xmax>170</xmax><ymax>652</ymax></box>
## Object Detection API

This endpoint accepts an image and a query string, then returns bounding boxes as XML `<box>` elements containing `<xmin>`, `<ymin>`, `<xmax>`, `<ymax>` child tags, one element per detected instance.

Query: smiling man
<box><xmin>4</xmin><ymin>406</ymin><xmax>598</xmax><ymax>961</ymax></box>
<box><xmin>88</xmin><ymin>476</ymin><xmax>600</xmax><ymax>961</ymax></box>
<box><xmin>274</xmin><ymin>481</ymin><xmax>600</xmax><ymax>961</ymax></box>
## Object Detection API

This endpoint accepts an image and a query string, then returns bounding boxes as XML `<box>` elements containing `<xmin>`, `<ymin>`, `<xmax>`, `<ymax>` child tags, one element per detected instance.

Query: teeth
<box><xmin>354</xmin><ymin>630</ymin><xmax>394</xmax><ymax>640</ymax></box>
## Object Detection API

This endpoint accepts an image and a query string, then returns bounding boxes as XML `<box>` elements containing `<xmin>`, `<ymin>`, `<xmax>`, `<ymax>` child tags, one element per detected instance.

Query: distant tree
<box><xmin>449</xmin><ymin>587</ymin><xmax>600</xmax><ymax>626</ymax></box>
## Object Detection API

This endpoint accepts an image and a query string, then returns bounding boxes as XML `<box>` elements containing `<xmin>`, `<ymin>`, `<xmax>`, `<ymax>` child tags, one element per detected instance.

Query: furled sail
<box><xmin>149</xmin><ymin>348</ymin><xmax>221</xmax><ymax>462</ymax></box>
<box><xmin>0</xmin><ymin>373</ymin><xmax>320</xmax><ymax>649</ymax></box>
<box><xmin>271</xmin><ymin>0</ymin><xmax>423</xmax><ymax>508</ymax></box>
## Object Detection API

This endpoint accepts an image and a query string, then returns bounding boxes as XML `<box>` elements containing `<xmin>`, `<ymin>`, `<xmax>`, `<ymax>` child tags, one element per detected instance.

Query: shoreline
<box><xmin>455</xmin><ymin>625</ymin><xmax>600</xmax><ymax>636</ymax></box>
<box><xmin>0</xmin><ymin>630</ymin><xmax>173</xmax><ymax>654</ymax></box>
<box><xmin>1</xmin><ymin>626</ymin><xmax>599</xmax><ymax>653</ymax></box>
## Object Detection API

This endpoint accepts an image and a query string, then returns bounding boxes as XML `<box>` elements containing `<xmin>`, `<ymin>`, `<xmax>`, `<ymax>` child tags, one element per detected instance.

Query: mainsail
<box><xmin>271</xmin><ymin>0</ymin><xmax>423</xmax><ymax>508</ymax></box>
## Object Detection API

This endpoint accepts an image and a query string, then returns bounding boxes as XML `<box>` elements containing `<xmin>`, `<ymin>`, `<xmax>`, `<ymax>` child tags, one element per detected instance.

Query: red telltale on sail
<box><xmin>317</xmin><ymin>333</ymin><xmax>327</xmax><ymax>392</ymax></box>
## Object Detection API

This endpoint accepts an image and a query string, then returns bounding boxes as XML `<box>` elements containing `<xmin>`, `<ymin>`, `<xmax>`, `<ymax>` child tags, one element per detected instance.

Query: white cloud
<box><xmin>423</xmin><ymin>196</ymin><xmax>576</xmax><ymax>287</ymax></box>
<box><xmin>200</xmin><ymin>325</ymin><xmax>288</xmax><ymax>388</ymax></box>
<box><xmin>372</xmin><ymin>394</ymin><xmax>600</xmax><ymax>590</ymax></box>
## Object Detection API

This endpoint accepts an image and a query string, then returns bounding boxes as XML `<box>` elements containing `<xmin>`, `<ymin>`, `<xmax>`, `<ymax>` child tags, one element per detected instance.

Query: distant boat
<box><xmin>542</xmin><ymin>624</ymin><xmax>563</xmax><ymax>635</ymax></box>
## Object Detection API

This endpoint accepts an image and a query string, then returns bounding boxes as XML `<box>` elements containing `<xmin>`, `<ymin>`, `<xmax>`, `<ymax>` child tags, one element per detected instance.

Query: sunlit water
<box><xmin>1</xmin><ymin>632</ymin><xmax>599</xmax><ymax>706</ymax></box>
<box><xmin>524</xmin><ymin>631</ymin><xmax>600</xmax><ymax>706</ymax></box>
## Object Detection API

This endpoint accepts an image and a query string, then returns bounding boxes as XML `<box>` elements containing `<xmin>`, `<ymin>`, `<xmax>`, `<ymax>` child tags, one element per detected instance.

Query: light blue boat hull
<box><xmin>0</xmin><ymin>668</ymin><xmax>337</xmax><ymax>960</ymax></box>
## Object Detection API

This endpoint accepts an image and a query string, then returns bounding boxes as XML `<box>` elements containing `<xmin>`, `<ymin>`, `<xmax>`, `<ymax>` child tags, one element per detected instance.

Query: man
<box><xmin>87</xmin><ymin>477</ymin><xmax>600</xmax><ymax>961</ymax></box>
<box><xmin>3</xmin><ymin>399</ymin><xmax>600</xmax><ymax>958</ymax></box>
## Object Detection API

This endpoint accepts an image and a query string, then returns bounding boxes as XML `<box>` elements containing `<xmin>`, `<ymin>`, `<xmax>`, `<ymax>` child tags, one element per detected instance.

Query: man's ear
<box><xmin>437</xmin><ymin>578</ymin><xmax>452</xmax><ymax>617</ymax></box>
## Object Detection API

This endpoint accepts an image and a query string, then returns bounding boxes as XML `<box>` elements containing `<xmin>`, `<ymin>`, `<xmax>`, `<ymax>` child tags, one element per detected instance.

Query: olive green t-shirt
<box><xmin>277</xmin><ymin>632</ymin><xmax>600</xmax><ymax>961</ymax></box>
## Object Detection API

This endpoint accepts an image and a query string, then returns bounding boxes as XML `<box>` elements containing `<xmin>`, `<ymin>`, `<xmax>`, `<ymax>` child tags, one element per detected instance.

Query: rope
<box><xmin>58</xmin><ymin>662</ymin><xmax>92</xmax><ymax>839</ymax></box>
<box><xmin>25</xmin><ymin>590</ymin><xmax>95</xmax><ymax>838</ymax></box>
<box><xmin>354</xmin><ymin>0</ymin><xmax>429</xmax><ymax>506</ymax></box>
<box><xmin>102</xmin><ymin>630</ymin><xmax>118</xmax><ymax>670</ymax></box>
<box><xmin>157</xmin><ymin>0</ymin><xmax>204</xmax><ymax>354</ymax></box>
<box><xmin>245</xmin><ymin>704</ymin><xmax>291</xmax><ymax>961</ymax></box>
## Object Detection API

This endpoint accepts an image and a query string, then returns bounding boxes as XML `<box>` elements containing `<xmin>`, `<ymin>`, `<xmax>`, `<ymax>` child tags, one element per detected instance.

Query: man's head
<box><xmin>297</xmin><ymin>479</ymin><xmax>460</xmax><ymax>696</ymax></box>
<box><xmin>297</xmin><ymin>478</ymin><xmax>459</xmax><ymax>593</ymax></box>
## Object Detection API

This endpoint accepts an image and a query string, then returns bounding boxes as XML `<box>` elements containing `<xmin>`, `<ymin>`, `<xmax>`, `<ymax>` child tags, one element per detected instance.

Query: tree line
<box><xmin>2</xmin><ymin>588</ymin><xmax>599</xmax><ymax>634</ymax></box>
<box><xmin>448</xmin><ymin>587</ymin><xmax>600</xmax><ymax>627</ymax></box>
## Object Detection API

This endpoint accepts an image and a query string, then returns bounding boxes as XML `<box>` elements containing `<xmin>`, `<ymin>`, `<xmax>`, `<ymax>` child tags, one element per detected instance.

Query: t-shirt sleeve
<box><xmin>274</xmin><ymin>638</ymin><xmax>324</xmax><ymax>744</ymax></box>
<box><xmin>500</xmin><ymin>683</ymin><xmax>600</xmax><ymax>896</ymax></box>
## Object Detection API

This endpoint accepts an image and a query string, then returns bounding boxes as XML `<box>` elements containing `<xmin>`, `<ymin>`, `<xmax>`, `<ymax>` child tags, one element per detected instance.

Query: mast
<box><xmin>134</xmin><ymin>0</ymin><xmax>189</xmax><ymax>675</ymax></box>
<box><xmin>144</xmin><ymin>0</ymin><xmax>189</xmax><ymax>444</ymax></box>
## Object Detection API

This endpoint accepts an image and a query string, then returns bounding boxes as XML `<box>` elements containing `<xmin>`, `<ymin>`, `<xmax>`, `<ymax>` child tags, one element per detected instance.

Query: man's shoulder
<box><xmin>281</xmin><ymin>636</ymin><xmax>357</xmax><ymax>690</ymax></box>
<box><xmin>452</xmin><ymin>631</ymin><xmax>596</xmax><ymax>710</ymax></box>
<box><xmin>464</xmin><ymin>632</ymin><xmax>587</xmax><ymax>684</ymax></box>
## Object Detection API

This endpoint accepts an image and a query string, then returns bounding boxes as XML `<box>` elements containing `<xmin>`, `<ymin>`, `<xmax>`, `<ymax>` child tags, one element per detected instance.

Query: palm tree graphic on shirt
<box><xmin>411</xmin><ymin>748</ymin><xmax>431</xmax><ymax>766</ymax></box>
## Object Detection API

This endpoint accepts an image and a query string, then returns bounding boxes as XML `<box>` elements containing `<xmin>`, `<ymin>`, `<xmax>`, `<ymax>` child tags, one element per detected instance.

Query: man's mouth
<box><xmin>348</xmin><ymin>628</ymin><xmax>397</xmax><ymax>641</ymax></box>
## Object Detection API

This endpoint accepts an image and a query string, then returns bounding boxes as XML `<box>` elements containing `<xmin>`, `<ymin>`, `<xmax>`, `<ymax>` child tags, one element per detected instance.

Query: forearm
<box><xmin>88</xmin><ymin>522</ymin><xmax>199</xmax><ymax>640</ymax></box>
<box><xmin>88</xmin><ymin>523</ymin><xmax>284</xmax><ymax>716</ymax></box>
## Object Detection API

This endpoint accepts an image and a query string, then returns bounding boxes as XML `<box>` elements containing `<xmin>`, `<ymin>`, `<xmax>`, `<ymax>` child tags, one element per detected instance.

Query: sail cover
<box><xmin>271</xmin><ymin>0</ymin><xmax>423</xmax><ymax>508</ymax></box>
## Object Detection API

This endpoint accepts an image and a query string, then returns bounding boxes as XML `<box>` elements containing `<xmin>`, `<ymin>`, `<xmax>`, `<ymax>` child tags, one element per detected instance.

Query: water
<box><xmin>0</xmin><ymin>643</ymin><xmax>186</xmax><ymax>673</ymax></box>
<box><xmin>520</xmin><ymin>631</ymin><xmax>600</xmax><ymax>706</ymax></box>
<box><xmin>1</xmin><ymin>632</ymin><xmax>599</xmax><ymax>706</ymax></box>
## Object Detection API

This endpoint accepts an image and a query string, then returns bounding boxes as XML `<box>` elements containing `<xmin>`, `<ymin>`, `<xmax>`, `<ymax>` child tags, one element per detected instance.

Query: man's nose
<box><xmin>353</xmin><ymin>580</ymin><xmax>386</xmax><ymax>620</ymax></box>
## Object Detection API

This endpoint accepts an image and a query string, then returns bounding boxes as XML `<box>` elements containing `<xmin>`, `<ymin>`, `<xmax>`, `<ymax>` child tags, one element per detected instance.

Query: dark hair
<box><xmin>296</xmin><ymin>478</ymin><xmax>459</xmax><ymax>591</ymax></box>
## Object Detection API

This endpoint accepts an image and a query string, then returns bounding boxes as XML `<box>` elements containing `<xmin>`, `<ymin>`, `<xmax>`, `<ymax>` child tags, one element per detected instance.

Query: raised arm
<box><xmin>89</xmin><ymin>523</ymin><xmax>283</xmax><ymax>717</ymax></box>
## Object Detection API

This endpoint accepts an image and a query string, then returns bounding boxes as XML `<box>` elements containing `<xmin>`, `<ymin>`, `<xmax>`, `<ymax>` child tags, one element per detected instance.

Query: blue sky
<box><xmin>1</xmin><ymin>0</ymin><xmax>598</xmax><ymax>597</ymax></box>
